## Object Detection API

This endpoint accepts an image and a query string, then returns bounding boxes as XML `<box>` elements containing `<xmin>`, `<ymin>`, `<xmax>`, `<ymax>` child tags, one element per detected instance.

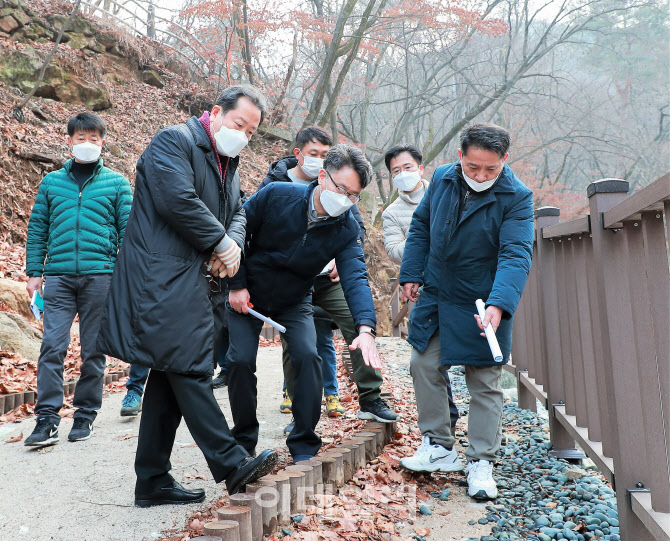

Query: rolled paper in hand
<box><xmin>247</xmin><ymin>306</ymin><xmax>287</xmax><ymax>333</ymax></box>
<box><xmin>475</xmin><ymin>299</ymin><xmax>503</xmax><ymax>363</ymax></box>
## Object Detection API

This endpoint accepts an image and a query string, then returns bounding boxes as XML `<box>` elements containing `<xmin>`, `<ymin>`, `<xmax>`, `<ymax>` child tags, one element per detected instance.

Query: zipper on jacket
<box><xmin>75</xmin><ymin>190</ymin><xmax>82</xmax><ymax>275</ymax></box>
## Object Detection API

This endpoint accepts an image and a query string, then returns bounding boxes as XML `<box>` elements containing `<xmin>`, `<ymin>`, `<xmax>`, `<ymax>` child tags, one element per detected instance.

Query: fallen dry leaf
<box><xmin>184</xmin><ymin>473</ymin><xmax>208</xmax><ymax>481</ymax></box>
<box><xmin>5</xmin><ymin>432</ymin><xmax>23</xmax><ymax>443</ymax></box>
<box><xmin>114</xmin><ymin>433</ymin><xmax>133</xmax><ymax>441</ymax></box>
<box><xmin>414</xmin><ymin>527</ymin><xmax>431</xmax><ymax>536</ymax></box>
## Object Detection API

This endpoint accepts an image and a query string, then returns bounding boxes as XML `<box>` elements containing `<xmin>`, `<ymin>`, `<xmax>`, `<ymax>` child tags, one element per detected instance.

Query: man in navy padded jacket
<box><xmin>226</xmin><ymin>144</ymin><xmax>381</xmax><ymax>463</ymax></box>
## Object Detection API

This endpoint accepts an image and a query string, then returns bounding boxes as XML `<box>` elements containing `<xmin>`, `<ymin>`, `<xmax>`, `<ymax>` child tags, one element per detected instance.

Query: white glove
<box><xmin>214</xmin><ymin>235</ymin><xmax>241</xmax><ymax>277</ymax></box>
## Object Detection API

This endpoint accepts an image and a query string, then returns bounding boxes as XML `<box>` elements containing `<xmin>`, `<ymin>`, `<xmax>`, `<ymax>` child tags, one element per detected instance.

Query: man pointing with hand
<box><xmin>398</xmin><ymin>124</ymin><xmax>533</xmax><ymax>501</ymax></box>
<box><xmin>226</xmin><ymin>144</ymin><xmax>381</xmax><ymax>463</ymax></box>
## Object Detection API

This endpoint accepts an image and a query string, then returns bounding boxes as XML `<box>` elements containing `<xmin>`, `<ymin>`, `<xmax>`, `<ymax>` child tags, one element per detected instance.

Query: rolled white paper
<box><xmin>247</xmin><ymin>306</ymin><xmax>287</xmax><ymax>333</ymax></box>
<box><xmin>475</xmin><ymin>299</ymin><xmax>504</xmax><ymax>363</ymax></box>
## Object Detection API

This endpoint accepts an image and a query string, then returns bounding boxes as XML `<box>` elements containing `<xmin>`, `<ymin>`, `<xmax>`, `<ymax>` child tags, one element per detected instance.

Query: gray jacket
<box><xmin>382</xmin><ymin>180</ymin><xmax>429</xmax><ymax>264</ymax></box>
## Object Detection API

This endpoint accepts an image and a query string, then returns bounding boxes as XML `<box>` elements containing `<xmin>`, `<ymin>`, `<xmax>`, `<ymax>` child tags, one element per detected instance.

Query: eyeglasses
<box><xmin>200</xmin><ymin>265</ymin><xmax>222</xmax><ymax>293</ymax></box>
<box><xmin>326</xmin><ymin>170</ymin><xmax>362</xmax><ymax>203</ymax></box>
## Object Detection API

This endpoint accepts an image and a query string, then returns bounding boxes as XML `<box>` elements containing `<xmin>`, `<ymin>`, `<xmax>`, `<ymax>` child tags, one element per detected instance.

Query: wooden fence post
<box><xmin>588</xmin><ymin>178</ymin><xmax>656</xmax><ymax>541</ymax></box>
<box><xmin>534</xmin><ymin>207</ymin><xmax>582</xmax><ymax>458</ymax></box>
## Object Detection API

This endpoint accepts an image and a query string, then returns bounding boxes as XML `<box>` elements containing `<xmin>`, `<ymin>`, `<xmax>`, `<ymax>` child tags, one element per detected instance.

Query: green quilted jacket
<box><xmin>26</xmin><ymin>159</ymin><xmax>132</xmax><ymax>277</ymax></box>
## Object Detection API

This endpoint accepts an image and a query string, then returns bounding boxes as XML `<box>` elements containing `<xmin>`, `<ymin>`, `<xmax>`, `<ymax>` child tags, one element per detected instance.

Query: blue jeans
<box><xmin>126</xmin><ymin>365</ymin><xmax>150</xmax><ymax>396</ymax></box>
<box><xmin>315</xmin><ymin>317</ymin><xmax>338</xmax><ymax>397</ymax></box>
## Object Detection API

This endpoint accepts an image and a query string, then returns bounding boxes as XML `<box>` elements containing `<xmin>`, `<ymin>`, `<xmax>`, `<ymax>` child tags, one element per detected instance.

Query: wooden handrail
<box><xmin>603</xmin><ymin>172</ymin><xmax>670</xmax><ymax>228</ymax></box>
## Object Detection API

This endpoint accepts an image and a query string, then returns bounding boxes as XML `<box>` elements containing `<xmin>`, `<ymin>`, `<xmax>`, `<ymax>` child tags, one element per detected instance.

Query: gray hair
<box><xmin>324</xmin><ymin>144</ymin><xmax>373</xmax><ymax>189</ymax></box>
<box><xmin>460</xmin><ymin>123</ymin><xmax>511</xmax><ymax>158</ymax></box>
<box><xmin>215</xmin><ymin>85</ymin><xmax>268</xmax><ymax>125</ymax></box>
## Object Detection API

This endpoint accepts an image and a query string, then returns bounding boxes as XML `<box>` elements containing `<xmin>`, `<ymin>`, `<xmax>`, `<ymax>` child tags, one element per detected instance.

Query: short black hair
<box><xmin>215</xmin><ymin>85</ymin><xmax>268</xmax><ymax>125</ymax></box>
<box><xmin>384</xmin><ymin>144</ymin><xmax>422</xmax><ymax>172</ymax></box>
<box><xmin>295</xmin><ymin>126</ymin><xmax>332</xmax><ymax>150</ymax></box>
<box><xmin>460</xmin><ymin>123</ymin><xmax>511</xmax><ymax>158</ymax></box>
<box><xmin>67</xmin><ymin>112</ymin><xmax>106</xmax><ymax>138</ymax></box>
<box><xmin>324</xmin><ymin>144</ymin><xmax>373</xmax><ymax>189</ymax></box>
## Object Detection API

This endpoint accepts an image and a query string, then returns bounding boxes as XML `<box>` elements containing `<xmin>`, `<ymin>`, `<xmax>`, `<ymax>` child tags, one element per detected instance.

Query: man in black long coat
<box><xmin>97</xmin><ymin>85</ymin><xmax>277</xmax><ymax>506</ymax></box>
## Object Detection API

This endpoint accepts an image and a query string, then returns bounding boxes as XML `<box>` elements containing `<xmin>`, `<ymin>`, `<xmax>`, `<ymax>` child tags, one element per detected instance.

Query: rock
<box><xmin>439</xmin><ymin>488</ymin><xmax>451</xmax><ymax>500</ymax></box>
<box><xmin>96</xmin><ymin>32</ymin><xmax>116</xmax><ymax>50</ymax></box>
<box><xmin>0</xmin><ymin>14</ymin><xmax>19</xmax><ymax>33</ymax></box>
<box><xmin>67</xmin><ymin>32</ymin><xmax>95</xmax><ymax>50</ymax></box>
<box><xmin>47</xmin><ymin>14</ymin><xmax>95</xmax><ymax>36</ymax></box>
<box><xmin>565</xmin><ymin>467</ymin><xmax>587</xmax><ymax>480</ymax></box>
<box><xmin>0</xmin><ymin>312</ymin><xmax>42</xmax><ymax>361</ymax></box>
<box><xmin>418</xmin><ymin>505</ymin><xmax>432</xmax><ymax>515</ymax></box>
<box><xmin>141</xmin><ymin>69</ymin><xmax>164</xmax><ymax>89</ymax></box>
<box><xmin>105</xmin><ymin>143</ymin><xmax>124</xmax><ymax>158</ymax></box>
<box><xmin>0</xmin><ymin>278</ymin><xmax>34</xmax><ymax>319</ymax></box>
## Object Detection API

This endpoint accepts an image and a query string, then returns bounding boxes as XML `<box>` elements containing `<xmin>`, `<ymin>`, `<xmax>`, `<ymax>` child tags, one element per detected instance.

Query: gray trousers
<box><xmin>409</xmin><ymin>331</ymin><xmax>503</xmax><ymax>463</ymax></box>
<box><xmin>35</xmin><ymin>274</ymin><xmax>112</xmax><ymax>422</ymax></box>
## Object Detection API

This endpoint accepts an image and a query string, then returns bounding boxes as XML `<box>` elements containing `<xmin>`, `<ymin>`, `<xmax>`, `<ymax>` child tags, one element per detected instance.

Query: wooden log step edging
<box><xmin>0</xmin><ymin>366</ymin><xmax>132</xmax><ymax>415</ymax></box>
<box><xmin>208</xmin><ymin>421</ymin><xmax>398</xmax><ymax>540</ymax></box>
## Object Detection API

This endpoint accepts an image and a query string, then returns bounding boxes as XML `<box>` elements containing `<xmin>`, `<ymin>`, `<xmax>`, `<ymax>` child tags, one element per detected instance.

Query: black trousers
<box><xmin>226</xmin><ymin>300</ymin><xmax>323</xmax><ymax>458</ymax></box>
<box><xmin>134</xmin><ymin>369</ymin><xmax>248</xmax><ymax>493</ymax></box>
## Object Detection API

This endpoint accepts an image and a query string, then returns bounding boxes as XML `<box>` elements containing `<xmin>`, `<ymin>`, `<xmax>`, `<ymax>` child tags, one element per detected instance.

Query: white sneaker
<box><xmin>399</xmin><ymin>436</ymin><xmax>463</xmax><ymax>472</ymax></box>
<box><xmin>466</xmin><ymin>459</ymin><xmax>498</xmax><ymax>499</ymax></box>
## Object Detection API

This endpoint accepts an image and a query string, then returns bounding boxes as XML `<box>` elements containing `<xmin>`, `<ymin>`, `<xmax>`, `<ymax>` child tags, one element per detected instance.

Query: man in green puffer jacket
<box><xmin>23</xmin><ymin>112</ymin><xmax>132</xmax><ymax>448</ymax></box>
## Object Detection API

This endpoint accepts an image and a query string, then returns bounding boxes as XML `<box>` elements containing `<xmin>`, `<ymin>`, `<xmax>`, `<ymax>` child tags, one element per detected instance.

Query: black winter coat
<box><xmin>97</xmin><ymin>117</ymin><xmax>246</xmax><ymax>375</ymax></box>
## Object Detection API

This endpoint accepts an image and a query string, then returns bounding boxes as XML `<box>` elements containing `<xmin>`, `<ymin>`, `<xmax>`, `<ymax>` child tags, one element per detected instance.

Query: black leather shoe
<box><xmin>135</xmin><ymin>480</ymin><xmax>206</xmax><ymax>507</ymax></box>
<box><xmin>211</xmin><ymin>371</ymin><xmax>228</xmax><ymax>389</ymax></box>
<box><xmin>226</xmin><ymin>449</ymin><xmax>278</xmax><ymax>495</ymax></box>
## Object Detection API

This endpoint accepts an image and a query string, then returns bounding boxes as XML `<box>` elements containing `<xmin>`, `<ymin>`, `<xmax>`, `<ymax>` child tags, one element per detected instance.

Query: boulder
<box><xmin>96</xmin><ymin>32</ymin><xmax>116</xmax><ymax>50</ymax></box>
<box><xmin>47</xmin><ymin>14</ymin><xmax>95</xmax><ymax>36</ymax></box>
<box><xmin>0</xmin><ymin>47</ymin><xmax>113</xmax><ymax>110</ymax></box>
<box><xmin>0</xmin><ymin>312</ymin><xmax>42</xmax><ymax>361</ymax></box>
<box><xmin>0</xmin><ymin>14</ymin><xmax>19</xmax><ymax>33</ymax></box>
<box><xmin>66</xmin><ymin>32</ymin><xmax>95</xmax><ymax>50</ymax></box>
<box><xmin>0</xmin><ymin>47</ymin><xmax>43</xmax><ymax>93</ymax></box>
<box><xmin>0</xmin><ymin>279</ymin><xmax>33</xmax><ymax>320</ymax></box>
<box><xmin>36</xmin><ymin>72</ymin><xmax>112</xmax><ymax>111</ymax></box>
<box><xmin>141</xmin><ymin>69</ymin><xmax>164</xmax><ymax>89</ymax></box>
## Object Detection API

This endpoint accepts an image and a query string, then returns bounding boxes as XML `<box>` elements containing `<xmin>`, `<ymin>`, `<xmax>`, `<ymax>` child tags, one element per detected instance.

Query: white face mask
<box><xmin>300</xmin><ymin>153</ymin><xmax>324</xmax><ymax>179</ymax></box>
<box><xmin>319</xmin><ymin>186</ymin><xmax>354</xmax><ymax>217</ymax></box>
<box><xmin>393</xmin><ymin>170</ymin><xmax>421</xmax><ymax>192</ymax></box>
<box><xmin>72</xmin><ymin>142</ymin><xmax>102</xmax><ymax>163</ymax></box>
<box><xmin>461</xmin><ymin>161</ymin><xmax>504</xmax><ymax>192</ymax></box>
<box><xmin>214</xmin><ymin>124</ymin><xmax>248</xmax><ymax>157</ymax></box>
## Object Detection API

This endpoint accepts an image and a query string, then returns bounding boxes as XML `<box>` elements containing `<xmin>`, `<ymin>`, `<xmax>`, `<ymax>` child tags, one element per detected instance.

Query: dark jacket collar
<box><xmin>267</xmin><ymin>156</ymin><xmax>298</xmax><ymax>183</ymax></box>
<box><xmin>63</xmin><ymin>158</ymin><xmax>104</xmax><ymax>177</ymax></box>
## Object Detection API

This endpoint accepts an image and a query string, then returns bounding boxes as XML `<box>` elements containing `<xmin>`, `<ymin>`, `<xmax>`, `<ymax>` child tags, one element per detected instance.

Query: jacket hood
<box><xmin>267</xmin><ymin>155</ymin><xmax>298</xmax><ymax>183</ymax></box>
<box><xmin>397</xmin><ymin>179</ymin><xmax>429</xmax><ymax>205</ymax></box>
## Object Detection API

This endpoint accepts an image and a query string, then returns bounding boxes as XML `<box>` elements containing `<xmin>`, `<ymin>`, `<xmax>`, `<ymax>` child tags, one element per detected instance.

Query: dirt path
<box><xmin>0</xmin><ymin>338</ymin><xmax>499</xmax><ymax>541</ymax></box>
<box><xmin>0</xmin><ymin>347</ymin><xmax>288</xmax><ymax>541</ymax></box>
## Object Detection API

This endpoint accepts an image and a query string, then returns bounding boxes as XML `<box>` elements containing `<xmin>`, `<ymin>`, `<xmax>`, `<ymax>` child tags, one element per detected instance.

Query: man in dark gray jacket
<box><xmin>97</xmin><ymin>86</ymin><xmax>277</xmax><ymax>506</ymax></box>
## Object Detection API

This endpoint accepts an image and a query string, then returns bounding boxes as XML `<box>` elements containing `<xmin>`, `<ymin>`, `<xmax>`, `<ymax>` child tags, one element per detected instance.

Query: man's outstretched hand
<box><xmin>350</xmin><ymin>327</ymin><xmax>382</xmax><ymax>369</ymax></box>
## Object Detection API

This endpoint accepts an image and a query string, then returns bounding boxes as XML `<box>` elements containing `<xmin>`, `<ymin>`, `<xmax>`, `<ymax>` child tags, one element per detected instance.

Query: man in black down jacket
<box><xmin>97</xmin><ymin>86</ymin><xmax>278</xmax><ymax>506</ymax></box>
<box><xmin>226</xmin><ymin>144</ymin><xmax>382</xmax><ymax>463</ymax></box>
